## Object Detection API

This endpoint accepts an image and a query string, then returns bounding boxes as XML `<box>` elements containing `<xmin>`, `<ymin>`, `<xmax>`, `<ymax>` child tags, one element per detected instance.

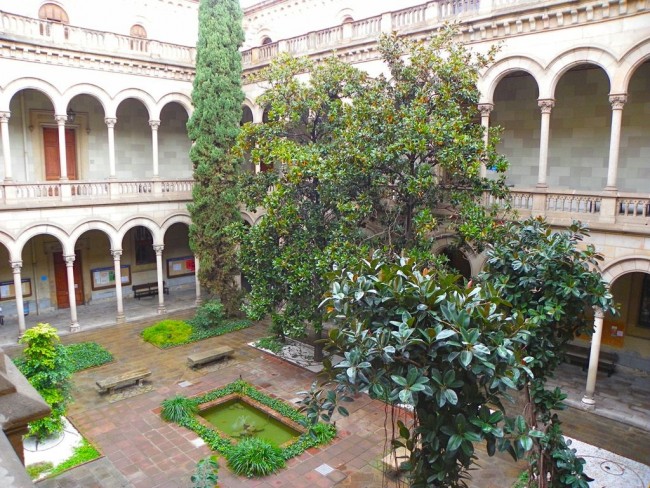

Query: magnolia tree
<box><xmin>236</xmin><ymin>28</ymin><xmax>509</xmax><ymax>344</ymax></box>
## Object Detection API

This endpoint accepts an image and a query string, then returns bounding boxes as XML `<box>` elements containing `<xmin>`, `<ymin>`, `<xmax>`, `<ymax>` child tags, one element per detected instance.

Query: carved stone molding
<box><xmin>0</xmin><ymin>111</ymin><xmax>10</xmax><ymax>123</ymax></box>
<box><xmin>111</xmin><ymin>249</ymin><xmax>123</xmax><ymax>259</ymax></box>
<box><xmin>537</xmin><ymin>99</ymin><xmax>555</xmax><ymax>114</ymax></box>
<box><xmin>478</xmin><ymin>103</ymin><xmax>494</xmax><ymax>116</ymax></box>
<box><xmin>105</xmin><ymin>117</ymin><xmax>117</xmax><ymax>128</ymax></box>
<box><xmin>149</xmin><ymin>120</ymin><xmax>161</xmax><ymax>130</ymax></box>
<box><xmin>609</xmin><ymin>94</ymin><xmax>627</xmax><ymax>110</ymax></box>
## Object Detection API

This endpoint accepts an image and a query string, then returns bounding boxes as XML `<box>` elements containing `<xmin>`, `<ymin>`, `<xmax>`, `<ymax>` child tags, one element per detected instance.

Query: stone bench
<box><xmin>132</xmin><ymin>281</ymin><xmax>169</xmax><ymax>299</ymax></box>
<box><xmin>187</xmin><ymin>346</ymin><xmax>234</xmax><ymax>368</ymax></box>
<box><xmin>96</xmin><ymin>369</ymin><xmax>151</xmax><ymax>394</ymax></box>
<box><xmin>565</xmin><ymin>343</ymin><xmax>618</xmax><ymax>377</ymax></box>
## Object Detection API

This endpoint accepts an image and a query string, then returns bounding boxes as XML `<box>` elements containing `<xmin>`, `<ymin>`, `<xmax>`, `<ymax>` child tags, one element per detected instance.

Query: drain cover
<box><xmin>178</xmin><ymin>380</ymin><xmax>192</xmax><ymax>388</ymax></box>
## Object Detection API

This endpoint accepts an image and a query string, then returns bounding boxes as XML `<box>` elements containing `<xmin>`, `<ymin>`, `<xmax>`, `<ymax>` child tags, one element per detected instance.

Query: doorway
<box><xmin>53</xmin><ymin>250</ymin><xmax>84</xmax><ymax>308</ymax></box>
<box><xmin>43</xmin><ymin>127</ymin><xmax>77</xmax><ymax>180</ymax></box>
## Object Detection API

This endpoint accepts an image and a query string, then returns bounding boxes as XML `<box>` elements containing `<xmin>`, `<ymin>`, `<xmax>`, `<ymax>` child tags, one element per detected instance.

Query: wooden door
<box><xmin>43</xmin><ymin>127</ymin><xmax>77</xmax><ymax>180</ymax></box>
<box><xmin>53</xmin><ymin>251</ymin><xmax>84</xmax><ymax>308</ymax></box>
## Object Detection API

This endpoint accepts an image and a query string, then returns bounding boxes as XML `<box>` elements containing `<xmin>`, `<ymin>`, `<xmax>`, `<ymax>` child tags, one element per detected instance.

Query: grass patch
<box><xmin>142</xmin><ymin>318</ymin><xmax>252</xmax><ymax>349</ymax></box>
<box><xmin>66</xmin><ymin>342</ymin><xmax>114</xmax><ymax>372</ymax></box>
<box><xmin>26</xmin><ymin>461</ymin><xmax>53</xmax><ymax>480</ymax></box>
<box><xmin>255</xmin><ymin>336</ymin><xmax>284</xmax><ymax>354</ymax></box>
<box><xmin>49</xmin><ymin>439</ymin><xmax>101</xmax><ymax>476</ymax></box>
<box><xmin>161</xmin><ymin>380</ymin><xmax>336</xmax><ymax>477</ymax></box>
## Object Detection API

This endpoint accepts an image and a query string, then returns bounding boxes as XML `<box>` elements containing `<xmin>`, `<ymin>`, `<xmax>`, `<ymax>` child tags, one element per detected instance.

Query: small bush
<box><xmin>49</xmin><ymin>439</ymin><xmax>101</xmax><ymax>476</ymax></box>
<box><xmin>191</xmin><ymin>456</ymin><xmax>219</xmax><ymax>488</ymax></box>
<box><xmin>161</xmin><ymin>395</ymin><xmax>198</xmax><ymax>423</ymax></box>
<box><xmin>255</xmin><ymin>336</ymin><xmax>284</xmax><ymax>354</ymax></box>
<box><xmin>65</xmin><ymin>342</ymin><xmax>113</xmax><ymax>372</ymax></box>
<box><xmin>26</xmin><ymin>461</ymin><xmax>53</xmax><ymax>480</ymax></box>
<box><xmin>190</xmin><ymin>299</ymin><xmax>225</xmax><ymax>330</ymax></box>
<box><xmin>512</xmin><ymin>470</ymin><xmax>529</xmax><ymax>488</ymax></box>
<box><xmin>142</xmin><ymin>320</ymin><xmax>192</xmax><ymax>347</ymax></box>
<box><xmin>226</xmin><ymin>437</ymin><xmax>285</xmax><ymax>477</ymax></box>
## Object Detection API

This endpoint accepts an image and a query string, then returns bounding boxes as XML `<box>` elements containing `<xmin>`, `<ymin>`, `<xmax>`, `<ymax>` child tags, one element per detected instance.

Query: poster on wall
<box><xmin>167</xmin><ymin>256</ymin><xmax>195</xmax><ymax>278</ymax></box>
<box><xmin>91</xmin><ymin>265</ymin><xmax>131</xmax><ymax>290</ymax></box>
<box><xmin>0</xmin><ymin>278</ymin><xmax>32</xmax><ymax>301</ymax></box>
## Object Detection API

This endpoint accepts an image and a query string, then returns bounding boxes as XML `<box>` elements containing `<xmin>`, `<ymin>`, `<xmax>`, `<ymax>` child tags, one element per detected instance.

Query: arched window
<box><xmin>241</xmin><ymin>106</ymin><xmax>254</xmax><ymax>126</ymax></box>
<box><xmin>261</xmin><ymin>36</ymin><xmax>273</xmax><ymax>45</ymax></box>
<box><xmin>129</xmin><ymin>24</ymin><xmax>148</xmax><ymax>51</ymax></box>
<box><xmin>342</xmin><ymin>16</ymin><xmax>354</xmax><ymax>24</ymax></box>
<box><xmin>38</xmin><ymin>3</ymin><xmax>69</xmax><ymax>38</ymax></box>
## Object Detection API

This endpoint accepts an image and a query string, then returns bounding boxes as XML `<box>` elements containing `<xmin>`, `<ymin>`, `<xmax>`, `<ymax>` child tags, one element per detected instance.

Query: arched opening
<box><xmin>38</xmin><ymin>3</ymin><xmax>69</xmax><ymax>38</ymax></box>
<box><xmin>491</xmin><ymin>71</ymin><xmax>540</xmax><ymax>187</ymax></box>
<box><xmin>261</xmin><ymin>36</ymin><xmax>273</xmax><ymax>45</ymax></box>
<box><xmin>115</xmin><ymin>98</ymin><xmax>152</xmax><ymax>179</ymax></box>
<box><xmin>159</xmin><ymin>102</ymin><xmax>192</xmax><ymax>178</ymax></box>
<box><xmin>162</xmin><ymin>223</ymin><xmax>194</xmax><ymax>293</ymax></box>
<box><xmin>66</xmin><ymin>93</ymin><xmax>106</xmax><ymax>181</ymax></box>
<box><xmin>440</xmin><ymin>247</ymin><xmax>472</xmax><ymax>280</ymax></box>
<box><xmin>549</xmin><ymin>64</ymin><xmax>610</xmax><ymax>190</ymax></box>
<box><xmin>241</xmin><ymin>105</ymin><xmax>254</xmax><ymax>126</ymax></box>
<box><xmin>129</xmin><ymin>24</ymin><xmax>148</xmax><ymax>51</ymax></box>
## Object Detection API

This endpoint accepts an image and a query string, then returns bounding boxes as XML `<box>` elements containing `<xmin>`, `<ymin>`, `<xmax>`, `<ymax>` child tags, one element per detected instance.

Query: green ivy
<box><xmin>141</xmin><ymin>319</ymin><xmax>252</xmax><ymax>349</ymax></box>
<box><xmin>49</xmin><ymin>439</ymin><xmax>101</xmax><ymax>476</ymax></box>
<box><xmin>65</xmin><ymin>342</ymin><xmax>113</xmax><ymax>372</ymax></box>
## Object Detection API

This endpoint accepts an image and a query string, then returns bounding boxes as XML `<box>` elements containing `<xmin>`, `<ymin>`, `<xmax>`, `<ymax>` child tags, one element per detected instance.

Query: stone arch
<box><xmin>69</xmin><ymin>220</ymin><xmax>119</xmax><ymax>251</ymax></box>
<box><xmin>615</xmin><ymin>39</ymin><xmax>650</xmax><ymax>94</ymax></box>
<box><xmin>117</xmin><ymin>217</ymin><xmax>163</xmax><ymax>246</ymax></box>
<box><xmin>336</xmin><ymin>8</ymin><xmax>355</xmax><ymax>24</ymax></box>
<box><xmin>601</xmin><ymin>256</ymin><xmax>650</xmax><ymax>285</ymax></box>
<box><xmin>161</xmin><ymin>214</ymin><xmax>191</xmax><ymax>235</ymax></box>
<box><xmin>13</xmin><ymin>223</ymin><xmax>71</xmax><ymax>261</ymax></box>
<box><xmin>0</xmin><ymin>78</ymin><xmax>62</xmax><ymax>113</ymax></box>
<box><xmin>153</xmin><ymin>93</ymin><xmax>193</xmax><ymax>120</ymax></box>
<box><xmin>61</xmin><ymin>84</ymin><xmax>111</xmax><ymax>115</ymax></box>
<box><xmin>546</xmin><ymin>47</ymin><xmax>617</xmax><ymax>99</ymax></box>
<box><xmin>0</xmin><ymin>230</ymin><xmax>17</xmax><ymax>258</ymax></box>
<box><xmin>109</xmin><ymin>88</ymin><xmax>156</xmax><ymax>119</ymax></box>
<box><xmin>479</xmin><ymin>55</ymin><xmax>545</xmax><ymax>103</ymax></box>
<box><xmin>240</xmin><ymin>211</ymin><xmax>254</xmax><ymax>226</ymax></box>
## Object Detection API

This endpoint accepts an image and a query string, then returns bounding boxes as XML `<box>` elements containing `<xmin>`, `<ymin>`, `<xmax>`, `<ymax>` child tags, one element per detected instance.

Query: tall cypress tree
<box><xmin>187</xmin><ymin>0</ymin><xmax>244</xmax><ymax>314</ymax></box>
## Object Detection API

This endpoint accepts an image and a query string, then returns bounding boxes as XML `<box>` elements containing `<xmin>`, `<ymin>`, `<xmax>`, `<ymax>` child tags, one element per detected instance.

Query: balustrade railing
<box><xmin>1</xmin><ymin>179</ymin><xmax>194</xmax><ymax>205</ymax></box>
<box><xmin>0</xmin><ymin>11</ymin><xmax>195</xmax><ymax>65</ymax></box>
<box><xmin>546</xmin><ymin>193</ymin><xmax>601</xmax><ymax>214</ymax></box>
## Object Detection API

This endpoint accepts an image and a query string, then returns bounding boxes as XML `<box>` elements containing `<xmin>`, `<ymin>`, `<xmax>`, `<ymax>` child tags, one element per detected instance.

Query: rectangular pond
<box><xmin>199</xmin><ymin>398</ymin><xmax>301</xmax><ymax>447</ymax></box>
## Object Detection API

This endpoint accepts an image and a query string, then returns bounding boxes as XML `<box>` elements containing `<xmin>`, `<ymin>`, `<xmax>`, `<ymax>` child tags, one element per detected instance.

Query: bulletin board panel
<box><xmin>0</xmin><ymin>278</ymin><xmax>32</xmax><ymax>301</ymax></box>
<box><xmin>167</xmin><ymin>256</ymin><xmax>195</xmax><ymax>278</ymax></box>
<box><xmin>91</xmin><ymin>265</ymin><xmax>132</xmax><ymax>291</ymax></box>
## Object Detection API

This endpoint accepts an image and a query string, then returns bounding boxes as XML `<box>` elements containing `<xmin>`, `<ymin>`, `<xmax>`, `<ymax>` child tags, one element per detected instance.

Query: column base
<box><xmin>157</xmin><ymin>305</ymin><xmax>167</xmax><ymax>314</ymax></box>
<box><xmin>581</xmin><ymin>395</ymin><xmax>596</xmax><ymax>409</ymax></box>
<box><xmin>535</xmin><ymin>182</ymin><xmax>548</xmax><ymax>189</ymax></box>
<box><xmin>116</xmin><ymin>313</ymin><xmax>126</xmax><ymax>324</ymax></box>
<box><xmin>69</xmin><ymin>322</ymin><xmax>80</xmax><ymax>332</ymax></box>
<box><xmin>195</xmin><ymin>297</ymin><xmax>203</xmax><ymax>306</ymax></box>
<box><xmin>604</xmin><ymin>185</ymin><xmax>618</xmax><ymax>192</ymax></box>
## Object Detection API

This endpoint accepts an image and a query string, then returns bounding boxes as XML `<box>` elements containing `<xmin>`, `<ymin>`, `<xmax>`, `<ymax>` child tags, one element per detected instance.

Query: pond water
<box><xmin>199</xmin><ymin>398</ymin><xmax>300</xmax><ymax>446</ymax></box>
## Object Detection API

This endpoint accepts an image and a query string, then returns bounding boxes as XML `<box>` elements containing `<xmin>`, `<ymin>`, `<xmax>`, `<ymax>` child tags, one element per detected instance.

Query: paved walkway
<box><xmin>1</xmin><ymin>297</ymin><xmax>649</xmax><ymax>487</ymax></box>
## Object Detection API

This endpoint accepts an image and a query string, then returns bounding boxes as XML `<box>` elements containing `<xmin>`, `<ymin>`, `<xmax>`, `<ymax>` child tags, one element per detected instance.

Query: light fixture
<box><xmin>67</xmin><ymin>108</ymin><xmax>76</xmax><ymax>123</ymax></box>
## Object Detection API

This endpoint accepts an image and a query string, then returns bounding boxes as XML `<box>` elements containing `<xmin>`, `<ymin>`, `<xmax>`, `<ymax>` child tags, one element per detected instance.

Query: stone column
<box><xmin>105</xmin><ymin>118</ymin><xmax>117</xmax><ymax>179</ymax></box>
<box><xmin>154</xmin><ymin>244</ymin><xmax>166</xmax><ymax>314</ymax></box>
<box><xmin>194</xmin><ymin>255</ymin><xmax>202</xmax><ymax>305</ymax></box>
<box><xmin>64</xmin><ymin>254</ymin><xmax>80</xmax><ymax>331</ymax></box>
<box><xmin>11</xmin><ymin>261</ymin><xmax>26</xmax><ymax>337</ymax></box>
<box><xmin>0</xmin><ymin>111</ymin><xmax>13</xmax><ymax>181</ymax></box>
<box><xmin>149</xmin><ymin>119</ymin><xmax>160</xmax><ymax>178</ymax></box>
<box><xmin>536</xmin><ymin>99</ymin><xmax>555</xmax><ymax>188</ymax></box>
<box><xmin>478</xmin><ymin>103</ymin><xmax>493</xmax><ymax>178</ymax></box>
<box><xmin>111</xmin><ymin>249</ymin><xmax>125</xmax><ymax>323</ymax></box>
<box><xmin>604</xmin><ymin>94</ymin><xmax>627</xmax><ymax>191</ymax></box>
<box><xmin>55</xmin><ymin>115</ymin><xmax>69</xmax><ymax>180</ymax></box>
<box><xmin>582</xmin><ymin>307</ymin><xmax>604</xmax><ymax>407</ymax></box>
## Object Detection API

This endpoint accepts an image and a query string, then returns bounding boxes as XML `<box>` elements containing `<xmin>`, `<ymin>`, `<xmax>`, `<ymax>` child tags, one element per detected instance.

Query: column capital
<box><xmin>477</xmin><ymin>103</ymin><xmax>494</xmax><ymax>116</ymax></box>
<box><xmin>111</xmin><ymin>249</ymin><xmax>123</xmax><ymax>259</ymax></box>
<box><xmin>0</xmin><ymin>111</ymin><xmax>10</xmax><ymax>123</ymax></box>
<box><xmin>608</xmin><ymin>93</ymin><xmax>627</xmax><ymax>110</ymax></box>
<box><xmin>593</xmin><ymin>306</ymin><xmax>604</xmax><ymax>319</ymax></box>
<box><xmin>153</xmin><ymin>244</ymin><xmax>164</xmax><ymax>254</ymax></box>
<box><xmin>54</xmin><ymin>114</ymin><xmax>68</xmax><ymax>125</ymax></box>
<box><xmin>105</xmin><ymin>117</ymin><xmax>117</xmax><ymax>128</ymax></box>
<box><xmin>10</xmin><ymin>260</ymin><xmax>22</xmax><ymax>271</ymax></box>
<box><xmin>537</xmin><ymin>98</ymin><xmax>555</xmax><ymax>114</ymax></box>
<box><xmin>149</xmin><ymin>119</ymin><xmax>161</xmax><ymax>130</ymax></box>
<box><xmin>64</xmin><ymin>254</ymin><xmax>76</xmax><ymax>265</ymax></box>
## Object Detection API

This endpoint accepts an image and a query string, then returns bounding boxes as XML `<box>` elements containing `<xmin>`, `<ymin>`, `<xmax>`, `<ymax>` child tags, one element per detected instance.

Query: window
<box><xmin>129</xmin><ymin>24</ymin><xmax>148</xmax><ymax>51</ymax></box>
<box><xmin>134</xmin><ymin>226</ymin><xmax>155</xmax><ymax>265</ymax></box>
<box><xmin>38</xmin><ymin>3</ymin><xmax>69</xmax><ymax>38</ymax></box>
<box><xmin>261</xmin><ymin>36</ymin><xmax>273</xmax><ymax>45</ymax></box>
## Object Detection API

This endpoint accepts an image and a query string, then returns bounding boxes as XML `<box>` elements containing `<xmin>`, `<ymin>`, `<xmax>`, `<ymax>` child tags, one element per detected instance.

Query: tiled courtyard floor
<box><xmin>3</xmin><ymin>308</ymin><xmax>649</xmax><ymax>488</ymax></box>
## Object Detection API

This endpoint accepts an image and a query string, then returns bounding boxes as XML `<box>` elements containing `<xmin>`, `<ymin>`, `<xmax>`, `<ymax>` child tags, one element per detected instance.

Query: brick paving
<box><xmin>2</xmin><ymin>305</ymin><xmax>647</xmax><ymax>487</ymax></box>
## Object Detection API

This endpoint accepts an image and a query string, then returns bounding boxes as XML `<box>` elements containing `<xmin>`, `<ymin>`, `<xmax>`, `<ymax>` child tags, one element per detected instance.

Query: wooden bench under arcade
<box><xmin>564</xmin><ymin>343</ymin><xmax>618</xmax><ymax>377</ymax></box>
<box><xmin>96</xmin><ymin>369</ymin><xmax>152</xmax><ymax>394</ymax></box>
<box><xmin>132</xmin><ymin>281</ymin><xmax>169</xmax><ymax>299</ymax></box>
<box><xmin>187</xmin><ymin>346</ymin><xmax>234</xmax><ymax>368</ymax></box>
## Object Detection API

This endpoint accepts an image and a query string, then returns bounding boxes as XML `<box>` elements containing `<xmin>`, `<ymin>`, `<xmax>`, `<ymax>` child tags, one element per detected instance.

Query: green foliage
<box><xmin>309</xmin><ymin>255</ymin><xmax>526</xmax><ymax>487</ymax></box>
<box><xmin>481</xmin><ymin>218</ymin><xmax>615</xmax><ymax>488</ymax></box>
<box><xmin>160</xmin><ymin>380</ymin><xmax>335</xmax><ymax>470</ymax></box>
<box><xmin>49</xmin><ymin>439</ymin><xmax>101</xmax><ymax>476</ymax></box>
<box><xmin>226</xmin><ymin>437</ymin><xmax>285</xmax><ymax>477</ymax></box>
<box><xmin>189</xmin><ymin>299</ymin><xmax>225</xmax><ymax>329</ymax></box>
<box><xmin>18</xmin><ymin>323</ymin><xmax>72</xmax><ymax>440</ymax></box>
<box><xmin>187</xmin><ymin>0</ymin><xmax>245</xmax><ymax>315</ymax></box>
<box><xmin>513</xmin><ymin>471</ymin><xmax>529</xmax><ymax>488</ymax></box>
<box><xmin>141</xmin><ymin>320</ymin><xmax>193</xmax><ymax>347</ymax></box>
<box><xmin>65</xmin><ymin>342</ymin><xmax>113</xmax><ymax>372</ymax></box>
<box><xmin>191</xmin><ymin>456</ymin><xmax>220</xmax><ymax>488</ymax></box>
<box><xmin>255</xmin><ymin>336</ymin><xmax>284</xmax><ymax>354</ymax></box>
<box><xmin>236</xmin><ymin>27</ymin><xmax>509</xmax><ymax>341</ymax></box>
<box><xmin>161</xmin><ymin>395</ymin><xmax>199</xmax><ymax>423</ymax></box>
<box><xmin>26</xmin><ymin>462</ymin><xmax>53</xmax><ymax>480</ymax></box>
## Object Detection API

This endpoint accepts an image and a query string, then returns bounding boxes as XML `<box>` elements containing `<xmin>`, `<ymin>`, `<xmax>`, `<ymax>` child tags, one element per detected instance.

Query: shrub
<box><xmin>142</xmin><ymin>320</ymin><xmax>192</xmax><ymax>347</ymax></box>
<box><xmin>191</xmin><ymin>456</ymin><xmax>219</xmax><ymax>488</ymax></box>
<box><xmin>26</xmin><ymin>462</ymin><xmax>53</xmax><ymax>480</ymax></box>
<box><xmin>190</xmin><ymin>299</ymin><xmax>225</xmax><ymax>330</ymax></box>
<box><xmin>255</xmin><ymin>336</ymin><xmax>284</xmax><ymax>354</ymax></box>
<box><xmin>226</xmin><ymin>437</ymin><xmax>285</xmax><ymax>477</ymax></box>
<box><xmin>65</xmin><ymin>342</ymin><xmax>113</xmax><ymax>372</ymax></box>
<box><xmin>49</xmin><ymin>439</ymin><xmax>101</xmax><ymax>476</ymax></box>
<box><xmin>161</xmin><ymin>395</ymin><xmax>198</xmax><ymax>423</ymax></box>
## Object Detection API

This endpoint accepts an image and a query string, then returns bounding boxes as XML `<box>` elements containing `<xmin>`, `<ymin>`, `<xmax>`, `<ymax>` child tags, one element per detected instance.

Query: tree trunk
<box><xmin>313</xmin><ymin>327</ymin><xmax>324</xmax><ymax>362</ymax></box>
